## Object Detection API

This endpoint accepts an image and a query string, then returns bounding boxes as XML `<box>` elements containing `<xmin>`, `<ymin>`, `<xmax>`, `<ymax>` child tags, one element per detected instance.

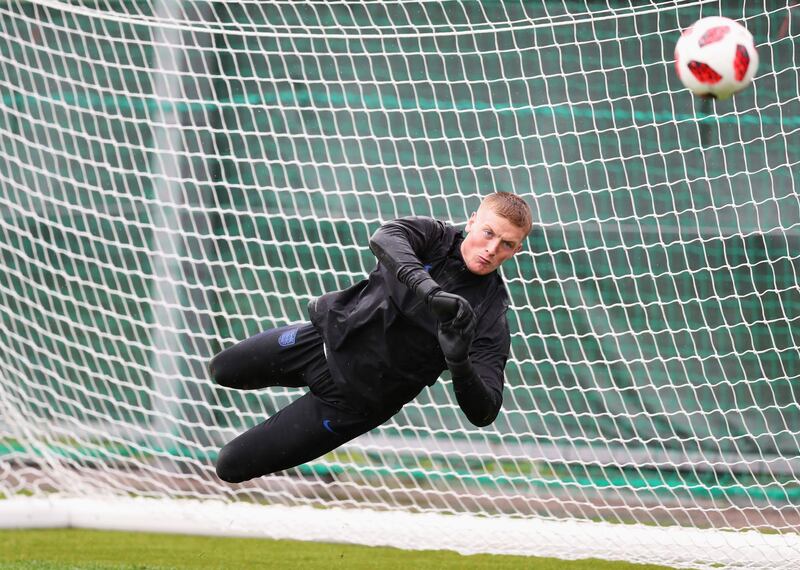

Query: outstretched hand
<box><xmin>428</xmin><ymin>291</ymin><xmax>474</xmax><ymax>330</ymax></box>
<box><xmin>432</xmin><ymin>293</ymin><xmax>477</xmax><ymax>363</ymax></box>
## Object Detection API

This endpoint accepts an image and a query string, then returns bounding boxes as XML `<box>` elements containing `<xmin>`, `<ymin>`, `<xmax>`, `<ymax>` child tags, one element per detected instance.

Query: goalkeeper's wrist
<box><xmin>446</xmin><ymin>357</ymin><xmax>475</xmax><ymax>381</ymax></box>
<box><xmin>415</xmin><ymin>276</ymin><xmax>442</xmax><ymax>306</ymax></box>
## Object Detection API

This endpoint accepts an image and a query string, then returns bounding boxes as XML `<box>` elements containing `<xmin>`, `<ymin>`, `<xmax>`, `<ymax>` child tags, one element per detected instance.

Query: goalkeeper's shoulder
<box><xmin>371</xmin><ymin>215</ymin><xmax>459</xmax><ymax>258</ymax></box>
<box><xmin>379</xmin><ymin>215</ymin><xmax>454</xmax><ymax>237</ymax></box>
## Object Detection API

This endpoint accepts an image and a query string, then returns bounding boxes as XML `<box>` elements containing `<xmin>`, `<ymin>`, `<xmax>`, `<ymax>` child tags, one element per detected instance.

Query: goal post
<box><xmin>2</xmin><ymin>1</ymin><xmax>800</xmax><ymax>568</ymax></box>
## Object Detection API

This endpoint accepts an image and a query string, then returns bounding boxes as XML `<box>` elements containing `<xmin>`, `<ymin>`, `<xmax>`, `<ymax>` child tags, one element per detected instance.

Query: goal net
<box><xmin>2</xmin><ymin>1</ymin><xmax>799</xmax><ymax>567</ymax></box>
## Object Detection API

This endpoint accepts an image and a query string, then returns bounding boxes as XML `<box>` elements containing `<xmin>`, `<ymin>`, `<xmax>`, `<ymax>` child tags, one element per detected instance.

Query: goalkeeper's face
<box><xmin>461</xmin><ymin>205</ymin><xmax>526</xmax><ymax>275</ymax></box>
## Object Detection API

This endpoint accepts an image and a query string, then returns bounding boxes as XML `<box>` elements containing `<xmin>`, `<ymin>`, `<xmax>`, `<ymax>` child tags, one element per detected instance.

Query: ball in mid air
<box><xmin>674</xmin><ymin>16</ymin><xmax>758</xmax><ymax>99</ymax></box>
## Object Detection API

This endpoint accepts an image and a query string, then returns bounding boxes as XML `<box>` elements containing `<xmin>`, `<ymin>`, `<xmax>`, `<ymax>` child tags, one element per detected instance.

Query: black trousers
<box><xmin>210</xmin><ymin>323</ymin><xmax>394</xmax><ymax>483</ymax></box>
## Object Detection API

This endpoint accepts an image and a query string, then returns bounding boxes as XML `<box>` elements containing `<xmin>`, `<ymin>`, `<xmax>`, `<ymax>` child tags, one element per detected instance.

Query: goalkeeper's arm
<box><xmin>369</xmin><ymin>216</ymin><xmax>506</xmax><ymax>425</ymax></box>
<box><xmin>369</xmin><ymin>217</ymin><xmax>470</xmax><ymax>322</ymax></box>
<box><xmin>437</xmin><ymin>314</ymin><xmax>505</xmax><ymax>427</ymax></box>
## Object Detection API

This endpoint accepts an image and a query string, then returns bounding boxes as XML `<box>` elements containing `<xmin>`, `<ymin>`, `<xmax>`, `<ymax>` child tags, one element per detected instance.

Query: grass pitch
<box><xmin>0</xmin><ymin>529</ymin><xmax>674</xmax><ymax>569</ymax></box>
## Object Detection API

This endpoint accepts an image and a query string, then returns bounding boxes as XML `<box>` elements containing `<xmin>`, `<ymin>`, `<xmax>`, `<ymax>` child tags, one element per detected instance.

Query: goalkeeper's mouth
<box><xmin>466</xmin><ymin>255</ymin><xmax>496</xmax><ymax>275</ymax></box>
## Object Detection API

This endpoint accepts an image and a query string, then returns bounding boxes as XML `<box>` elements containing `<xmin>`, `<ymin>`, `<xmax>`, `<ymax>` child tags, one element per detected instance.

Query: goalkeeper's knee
<box><xmin>215</xmin><ymin>444</ymin><xmax>250</xmax><ymax>484</ymax></box>
<box><xmin>208</xmin><ymin>351</ymin><xmax>236</xmax><ymax>389</ymax></box>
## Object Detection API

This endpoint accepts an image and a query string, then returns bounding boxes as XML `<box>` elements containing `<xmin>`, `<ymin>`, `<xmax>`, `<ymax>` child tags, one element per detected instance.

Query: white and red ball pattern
<box><xmin>674</xmin><ymin>16</ymin><xmax>758</xmax><ymax>99</ymax></box>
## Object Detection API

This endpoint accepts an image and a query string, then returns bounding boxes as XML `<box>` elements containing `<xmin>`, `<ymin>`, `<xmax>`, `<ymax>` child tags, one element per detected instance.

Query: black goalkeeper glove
<box><xmin>428</xmin><ymin>291</ymin><xmax>474</xmax><ymax>329</ymax></box>
<box><xmin>435</xmin><ymin>300</ymin><xmax>477</xmax><ymax>364</ymax></box>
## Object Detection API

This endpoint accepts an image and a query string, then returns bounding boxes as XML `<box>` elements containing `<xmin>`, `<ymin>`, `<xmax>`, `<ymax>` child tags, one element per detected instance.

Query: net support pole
<box><xmin>146</xmin><ymin>0</ymin><xmax>218</xmax><ymax>446</ymax></box>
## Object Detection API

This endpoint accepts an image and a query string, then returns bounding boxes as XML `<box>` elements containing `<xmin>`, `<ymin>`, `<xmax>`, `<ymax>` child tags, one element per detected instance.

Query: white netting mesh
<box><xmin>2</xmin><ymin>1</ymin><xmax>800</xmax><ymax>567</ymax></box>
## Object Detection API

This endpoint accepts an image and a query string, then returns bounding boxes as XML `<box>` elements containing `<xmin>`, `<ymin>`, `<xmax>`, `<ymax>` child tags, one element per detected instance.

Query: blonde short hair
<box><xmin>482</xmin><ymin>192</ymin><xmax>532</xmax><ymax>236</ymax></box>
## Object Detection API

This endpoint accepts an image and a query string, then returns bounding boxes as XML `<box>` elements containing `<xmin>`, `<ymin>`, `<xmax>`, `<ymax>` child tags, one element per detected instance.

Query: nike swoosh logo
<box><xmin>322</xmin><ymin>419</ymin><xmax>336</xmax><ymax>433</ymax></box>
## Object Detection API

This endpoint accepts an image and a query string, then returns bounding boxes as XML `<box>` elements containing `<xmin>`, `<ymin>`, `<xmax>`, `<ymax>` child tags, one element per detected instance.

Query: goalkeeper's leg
<box><xmin>212</xmin><ymin>325</ymin><xmax>397</xmax><ymax>482</ymax></box>
<box><xmin>209</xmin><ymin>323</ymin><xmax>320</xmax><ymax>390</ymax></box>
<box><xmin>215</xmin><ymin>378</ymin><xmax>394</xmax><ymax>483</ymax></box>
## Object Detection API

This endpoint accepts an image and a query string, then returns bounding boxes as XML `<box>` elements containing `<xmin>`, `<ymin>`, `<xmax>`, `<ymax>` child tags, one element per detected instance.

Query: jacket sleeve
<box><xmin>448</xmin><ymin>310</ymin><xmax>509</xmax><ymax>427</ymax></box>
<box><xmin>368</xmin><ymin>216</ymin><xmax>449</xmax><ymax>303</ymax></box>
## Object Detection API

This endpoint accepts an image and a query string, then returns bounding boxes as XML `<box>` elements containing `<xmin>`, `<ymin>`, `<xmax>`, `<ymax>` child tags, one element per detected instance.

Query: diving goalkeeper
<box><xmin>211</xmin><ymin>192</ymin><xmax>531</xmax><ymax>483</ymax></box>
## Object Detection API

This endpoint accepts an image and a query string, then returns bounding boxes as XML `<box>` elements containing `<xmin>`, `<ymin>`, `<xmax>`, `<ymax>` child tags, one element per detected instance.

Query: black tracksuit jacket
<box><xmin>308</xmin><ymin>216</ymin><xmax>511</xmax><ymax>426</ymax></box>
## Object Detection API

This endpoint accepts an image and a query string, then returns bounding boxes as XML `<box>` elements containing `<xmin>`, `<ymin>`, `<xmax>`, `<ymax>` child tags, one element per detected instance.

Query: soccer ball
<box><xmin>674</xmin><ymin>16</ymin><xmax>758</xmax><ymax>99</ymax></box>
